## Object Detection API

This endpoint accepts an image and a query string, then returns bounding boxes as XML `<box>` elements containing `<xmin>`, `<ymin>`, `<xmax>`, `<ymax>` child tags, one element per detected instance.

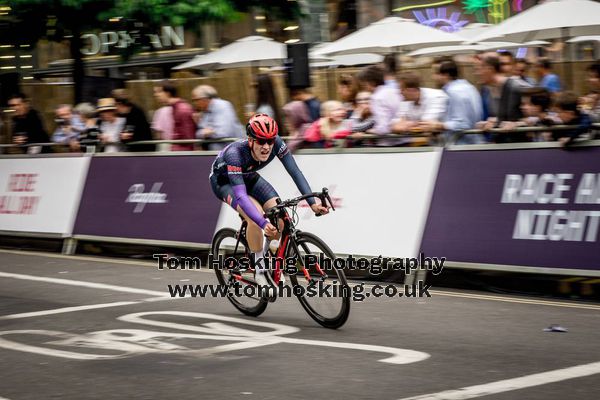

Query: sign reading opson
<box><xmin>420</xmin><ymin>147</ymin><xmax>600</xmax><ymax>272</ymax></box>
<box><xmin>81</xmin><ymin>26</ymin><xmax>184</xmax><ymax>56</ymax></box>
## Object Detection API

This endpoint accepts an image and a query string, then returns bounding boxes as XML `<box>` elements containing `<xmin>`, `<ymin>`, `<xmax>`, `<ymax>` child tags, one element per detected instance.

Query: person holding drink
<box><xmin>113</xmin><ymin>89</ymin><xmax>155</xmax><ymax>152</ymax></box>
<box><xmin>8</xmin><ymin>93</ymin><xmax>50</xmax><ymax>154</ymax></box>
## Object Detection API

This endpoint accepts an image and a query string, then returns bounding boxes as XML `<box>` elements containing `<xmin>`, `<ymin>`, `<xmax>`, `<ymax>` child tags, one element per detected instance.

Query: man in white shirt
<box><xmin>192</xmin><ymin>85</ymin><xmax>244</xmax><ymax>150</ymax></box>
<box><xmin>356</xmin><ymin>65</ymin><xmax>403</xmax><ymax>146</ymax></box>
<box><xmin>392</xmin><ymin>72</ymin><xmax>448</xmax><ymax>145</ymax></box>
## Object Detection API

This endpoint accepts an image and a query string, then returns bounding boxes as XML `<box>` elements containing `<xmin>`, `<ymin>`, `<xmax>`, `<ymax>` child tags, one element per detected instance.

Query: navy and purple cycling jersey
<box><xmin>209</xmin><ymin>136</ymin><xmax>315</xmax><ymax>229</ymax></box>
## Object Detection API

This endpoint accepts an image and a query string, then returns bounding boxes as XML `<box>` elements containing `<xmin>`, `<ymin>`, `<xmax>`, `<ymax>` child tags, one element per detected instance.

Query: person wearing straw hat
<box><xmin>97</xmin><ymin>98</ymin><xmax>125</xmax><ymax>153</ymax></box>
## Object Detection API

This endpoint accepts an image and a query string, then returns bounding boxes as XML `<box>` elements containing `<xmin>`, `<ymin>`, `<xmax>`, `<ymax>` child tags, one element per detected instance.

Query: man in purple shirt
<box><xmin>357</xmin><ymin>65</ymin><xmax>403</xmax><ymax>146</ymax></box>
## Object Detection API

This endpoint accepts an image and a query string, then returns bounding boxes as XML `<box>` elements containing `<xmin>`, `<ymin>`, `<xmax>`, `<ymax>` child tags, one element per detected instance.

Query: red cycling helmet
<box><xmin>246</xmin><ymin>113</ymin><xmax>278</xmax><ymax>140</ymax></box>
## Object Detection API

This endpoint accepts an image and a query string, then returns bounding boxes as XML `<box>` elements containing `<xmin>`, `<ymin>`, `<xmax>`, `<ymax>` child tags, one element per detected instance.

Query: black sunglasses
<box><xmin>252</xmin><ymin>137</ymin><xmax>275</xmax><ymax>146</ymax></box>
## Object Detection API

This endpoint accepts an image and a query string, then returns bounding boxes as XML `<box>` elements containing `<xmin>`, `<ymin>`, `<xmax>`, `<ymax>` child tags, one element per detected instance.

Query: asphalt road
<box><xmin>1</xmin><ymin>249</ymin><xmax>599</xmax><ymax>400</ymax></box>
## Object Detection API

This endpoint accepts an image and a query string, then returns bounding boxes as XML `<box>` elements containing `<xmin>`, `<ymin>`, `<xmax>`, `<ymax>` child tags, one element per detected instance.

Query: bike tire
<box><xmin>211</xmin><ymin>228</ymin><xmax>268</xmax><ymax>317</ymax></box>
<box><xmin>287</xmin><ymin>231</ymin><xmax>350</xmax><ymax>329</ymax></box>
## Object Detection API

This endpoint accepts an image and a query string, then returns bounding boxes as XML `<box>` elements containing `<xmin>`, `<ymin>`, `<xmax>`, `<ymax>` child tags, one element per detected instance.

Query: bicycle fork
<box><xmin>288</xmin><ymin>234</ymin><xmax>328</xmax><ymax>286</ymax></box>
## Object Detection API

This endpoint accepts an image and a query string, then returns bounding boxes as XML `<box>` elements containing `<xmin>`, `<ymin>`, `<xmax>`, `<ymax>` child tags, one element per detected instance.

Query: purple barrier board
<box><xmin>421</xmin><ymin>146</ymin><xmax>600</xmax><ymax>271</ymax></box>
<box><xmin>74</xmin><ymin>155</ymin><xmax>222</xmax><ymax>244</ymax></box>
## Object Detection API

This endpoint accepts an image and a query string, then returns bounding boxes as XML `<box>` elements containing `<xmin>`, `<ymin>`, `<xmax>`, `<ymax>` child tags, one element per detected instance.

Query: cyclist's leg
<box><xmin>248</xmin><ymin>174</ymin><xmax>284</xmax><ymax>266</ymax></box>
<box><xmin>247</xmin><ymin>175</ymin><xmax>284</xmax><ymax>241</ymax></box>
<box><xmin>211</xmin><ymin>174</ymin><xmax>270</xmax><ymax>269</ymax></box>
<box><xmin>245</xmin><ymin>175</ymin><xmax>284</xmax><ymax>290</ymax></box>
<box><xmin>236</xmin><ymin>196</ymin><xmax>267</xmax><ymax>253</ymax></box>
<box><xmin>210</xmin><ymin>174</ymin><xmax>264</xmax><ymax>249</ymax></box>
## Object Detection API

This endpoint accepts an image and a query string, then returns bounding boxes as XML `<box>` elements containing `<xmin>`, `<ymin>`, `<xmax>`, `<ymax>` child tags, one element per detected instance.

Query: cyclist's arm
<box><xmin>224</xmin><ymin>153</ymin><xmax>269</xmax><ymax>229</ymax></box>
<box><xmin>275</xmin><ymin>137</ymin><xmax>316</xmax><ymax>206</ymax></box>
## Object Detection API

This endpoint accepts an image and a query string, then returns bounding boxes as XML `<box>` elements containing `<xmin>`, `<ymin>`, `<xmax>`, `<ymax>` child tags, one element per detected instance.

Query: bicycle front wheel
<box><xmin>287</xmin><ymin>231</ymin><xmax>350</xmax><ymax>329</ymax></box>
<box><xmin>211</xmin><ymin>228</ymin><xmax>268</xmax><ymax>317</ymax></box>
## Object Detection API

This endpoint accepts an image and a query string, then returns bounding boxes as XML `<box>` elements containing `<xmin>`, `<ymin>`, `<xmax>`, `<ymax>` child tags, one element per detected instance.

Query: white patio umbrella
<box><xmin>174</xmin><ymin>35</ymin><xmax>330</xmax><ymax>70</ymax></box>
<box><xmin>455</xmin><ymin>23</ymin><xmax>493</xmax><ymax>40</ymax></box>
<box><xmin>470</xmin><ymin>0</ymin><xmax>600</xmax><ymax>43</ymax></box>
<box><xmin>312</xmin><ymin>17</ymin><xmax>464</xmax><ymax>57</ymax></box>
<box><xmin>482</xmin><ymin>40</ymin><xmax>550</xmax><ymax>50</ymax></box>
<box><xmin>173</xmin><ymin>36</ymin><xmax>285</xmax><ymax>70</ymax></box>
<box><xmin>408</xmin><ymin>44</ymin><xmax>486</xmax><ymax>57</ymax></box>
<box><xmin>173</xmin><ymin>55</ymin><xmax>218</xmax><ymax>70</ymax></box>
<box><xmin>308</xmin><ymin>43</ymin><xmax>383</xmax><ymax>67</ymax></box>
<box><xmin>408</xmin><ymin>41</ymin><xmax>549</xmax><ymax>57</ymax></box>
<box><xmin>567</xmin><ymin>36</ymin><xmax>600</xmax><ymax>43</ymax></box>
<box><xmin>310</xmin><ymin>53</ymin><xmax>383</xmax><ymax>68</ymax></box>
<box><xmin>406</xmin><ymin>24</ymin><xmax>496</xmax><ymax>56</ymax></box>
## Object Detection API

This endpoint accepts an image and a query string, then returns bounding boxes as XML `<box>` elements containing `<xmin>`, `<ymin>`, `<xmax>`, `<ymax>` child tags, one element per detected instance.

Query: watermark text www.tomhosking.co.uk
<box><xmin>154</xmin><ymin>252</ymin><xmax>446</xmax><ymax>276</ymax></box>
<box><xmin>167</xmin><ymin>280</ymin><xmax>433</xmax><ymax>302</ymax></box>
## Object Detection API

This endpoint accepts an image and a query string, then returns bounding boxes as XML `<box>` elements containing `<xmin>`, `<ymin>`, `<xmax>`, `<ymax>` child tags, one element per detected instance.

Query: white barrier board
<box><xmin>0</xmin><ymin>157</ymin><xmax>90</xmax><ymax>235</ymax></box>
<box><xmin>215</xmin><ymin>151</ymin><xmax>441</xmax><ymax>258</ymax></box>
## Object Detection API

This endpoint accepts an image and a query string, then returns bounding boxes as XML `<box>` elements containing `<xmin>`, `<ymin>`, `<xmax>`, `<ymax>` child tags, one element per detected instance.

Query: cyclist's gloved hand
<box><xmin>311</xmin><ymin>203</ymin><xmax>329</xmax><ymax>216</ymax></box>
<box><xmin>264</xmin><ymin>222</ymin><xmax>278</xmax><ymax>237</ymax></box>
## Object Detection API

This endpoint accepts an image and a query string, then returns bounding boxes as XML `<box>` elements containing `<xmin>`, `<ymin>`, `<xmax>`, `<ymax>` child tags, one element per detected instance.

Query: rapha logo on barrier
<box><xmin>298</xmin><ymin>184</ymin><xmax>343</xmax><ymax>219</ymax></box>
<box><xmin>125</xmin><ymin>182</ymin><xmax>168</xmax><ymax>213</ymax></box>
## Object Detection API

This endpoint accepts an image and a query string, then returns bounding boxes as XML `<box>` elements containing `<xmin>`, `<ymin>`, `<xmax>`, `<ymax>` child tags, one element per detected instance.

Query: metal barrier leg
<box><xmin>62</xmin><ymin>238</ymin><xmax>77</xmax><ymax>255</ymax></box>
<box><xmin>416</xmin><ymin>268</ymin><xmax>428</xmax><ymax>285</ymax></box>
<box><xmin>404</xmin><ymin>269</ymin><xmax>416</xmax><ymax>286</ymax></box>
<box><xmin>404</xmin><ymin>267</ymin><xmax>428</xmax><ymax>287</ymax></box>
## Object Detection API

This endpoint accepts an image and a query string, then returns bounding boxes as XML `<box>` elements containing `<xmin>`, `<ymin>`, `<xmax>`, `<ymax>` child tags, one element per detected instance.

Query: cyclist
<box><xmin>209</xmin><ymin>114</ymin><xmax>329</xmax><ymax>289</ymax></box>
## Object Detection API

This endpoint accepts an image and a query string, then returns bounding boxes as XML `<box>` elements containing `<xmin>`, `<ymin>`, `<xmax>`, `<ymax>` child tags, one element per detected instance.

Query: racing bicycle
<box><xmin>211</xmin><ymin>188</ymin><xmax>350</xmax><ymax>329</ymax></box>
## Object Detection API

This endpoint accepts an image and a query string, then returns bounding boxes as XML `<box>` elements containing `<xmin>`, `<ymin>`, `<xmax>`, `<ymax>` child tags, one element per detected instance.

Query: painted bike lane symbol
<box><xmin>0</xmin><ymin>311</ymin><xmax>430</xmax><ymax>364</ymax></box>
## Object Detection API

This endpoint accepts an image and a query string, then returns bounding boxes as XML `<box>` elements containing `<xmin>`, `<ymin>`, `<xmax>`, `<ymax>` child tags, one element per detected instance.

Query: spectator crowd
<box><xmin>5</xmin><ymin>53</ymin><xmax>600</xmax><ymax>154</ymax></box>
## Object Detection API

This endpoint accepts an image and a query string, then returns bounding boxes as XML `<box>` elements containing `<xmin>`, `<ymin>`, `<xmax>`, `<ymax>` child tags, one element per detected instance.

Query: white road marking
<box><xmin>398</xmin><ymin>361</ymin><xmax>600</xmax><ymax>400</ymax></box>
<box><xmin>0</xmin><ymin>330</ymin><xmax>140</xmax><ymax>360</ymax></box>
<box><xmin>0</xmin><ymin>271</ymin><xmax>179</xmax><ymax>320</ymax></box>
<box><xmin>0</xmin><ymin>312</ymin><xmax>430</xmax><ymax>365</ymax></box>
<box><xmin>0</xmin><ymin>248</ymin><xmax>157</xmax><ymax>268</ymax></box>
<box><xmin>0</xmin><ymin>297</ymin><xmax>175</xmax><ymax>320</ymax></box>
<box><xmin>0</xmin><ymin>271</ymin><xmax>167</xmax><ymax>297</ymax></box>
<box><xmin>278</xmin><ymin>337</ymin><xmax>429</xmax><ymax>365</ymax></box>
<box><xmin>0</xmin><ymin>301</ymin><xmax>140</xmax><ymax>320</ymax></box>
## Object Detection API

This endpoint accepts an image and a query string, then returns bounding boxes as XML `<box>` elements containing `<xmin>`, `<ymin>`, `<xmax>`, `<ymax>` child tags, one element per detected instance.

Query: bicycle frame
<box><xmin>227</xmin><ymin>207</ymin><xmax>327</xmax><ymax>289</ymax></box>
<box><xmin>212</xmin><ymin>188</ymin><xmax>348</xmax><ymax>328</ymax></box>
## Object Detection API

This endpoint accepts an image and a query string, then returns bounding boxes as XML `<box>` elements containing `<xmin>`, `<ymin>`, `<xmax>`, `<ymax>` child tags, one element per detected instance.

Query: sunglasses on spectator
<box><xmin>356</xmin><ymin>97</ymin><xmax>370</xmax><ymax>103</ymax></box>
<box><xmin>252</xmin><ymin>137</ymin><xmax>275</xmax><ymax>145</ymax></box>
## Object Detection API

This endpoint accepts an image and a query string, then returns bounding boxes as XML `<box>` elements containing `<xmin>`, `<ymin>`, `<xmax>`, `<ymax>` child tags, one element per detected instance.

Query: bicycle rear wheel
<box><xmin>287</xmin><ymin>231</ymin><xmax>350</xmax><ymax>329</ymax></box>
<box><xmin>211</xmin><ymin>228</ymin><xmax>268</xmax><ymax>317</ymax></box>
